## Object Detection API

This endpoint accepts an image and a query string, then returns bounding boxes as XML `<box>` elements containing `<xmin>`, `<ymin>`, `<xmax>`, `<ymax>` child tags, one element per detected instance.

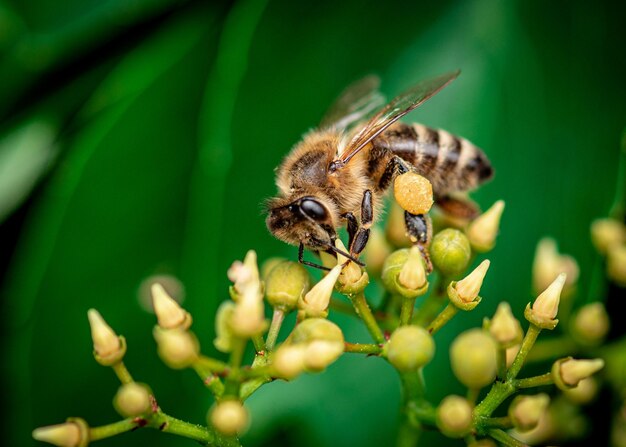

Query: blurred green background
<box><xmin>1</xmin><ymin>0</ymin><xmax>625</xmax><ymax>446</ymax></box>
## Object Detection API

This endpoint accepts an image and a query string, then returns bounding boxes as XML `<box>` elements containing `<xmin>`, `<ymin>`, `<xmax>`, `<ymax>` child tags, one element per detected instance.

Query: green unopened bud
<box><xmin>299</xmin><ymin>265</ymin><xmax>342</xmax><ymax>318</ymax></box>
<box><xmin>562</xmin><ymin>377</ymin><xmax>598</xmax><ymax>404</ymax></box>
<box><xmin>607</xmin><ymin>244</ymin><xmax>626</xmax><ymax>286</ymax></box>
<box><xmin>114</xmin><ymin>382</ymin><xmax>152</xmax><ymax>417</ymax></box>
<box><xmin>552</xmin><ymin>357</ymin><xmax>605</xmax><ymax>390</ymax></box>
<box><xmin>335</xmin><ymin>239</ymin><xmax>369</xmax><ymax>294</ymax></box>
<box><xmin>271</xmin><ymin>345</ymin><xmax>307</xmax><ymax>380</ymax></box>
<box><xmin>214</xmin><ymin>301</ymin><xmax>236</xmax><ymax>353</ymax></box>
<box><xmin>591</xmin><ymin>218</ymin><xmax>626</xmax><ymax>254</ymax></box>
<box><xmin>394</xmin><ymin>171</ymin><xmax>434</xmax><ymax>215</ymax></box>
<box><xmin>364</xmin><ymin>227</ymin><xmax>392</xmax><ymax>276</ymax></box>
<box><xmin>265</xmin><ymin>261</ymin><xmax>310</xmax><ymax>311</ymax></box>
<box><xmin>430</xmin><ymin>229</ymin><xmax>472</xmax><ymax>276</ymax></box>
<box><xmin>448</xmin><ymin>260</ymin><xmax>490</xmax><ymax>310</ymax></box>
<box><xmin>151</xmin><ymin>283</ymin><xmax>192</xmax><ymax>330</ymax></box>
<box><xmin>209</xmin><ymin>400</ymin><xmax>248</xmax><ymax>436</ymax></box>
<box><xmin>303</xmin><ymin>340</ymin><xmax>344</xmax><ymax>372</ymax></box>
<box><xmin>261</xmin><ymin>257</ymin><xmax>287</xmax><ymax>280</ymax></box>
<box><xmin>289</xmin><ymin>318</ymin><xmax>344</xmax><ymax>345</ymax></box>
<box><xmin>384</xmin><ymin>325</ymin><xmax>435</xmax><ymax>372</ymax></box>
<box><xmin>154</xmin><ymin>327</ymin><xmax>199</xmax><ymax>369</ymax></box>
<box><xmin>436</xmin><ymin>395</ymin><xmax>473</xmax><ymax>438</ymax></box>
<box><xmin>32</xmin><ymin>419</ymin><xmax>89</xmax><ymax>447</ymax></box>
<box><xmin>525</xmin><ymin>273</ymin><xmax>565</xmax><ymax>329</ymax></box>
<box><xmin>450</xmin><ymin>328</ymin><xmax>497</xmax><ymax>389</ymax></box>
<box><xmin>382</xmin><ymin>248</ymin><xmax>429</xmax><ymax>298</ymax></box>
<box><xmin>571</xmin><ymin>302</ymin><xmax>609</xmax><ymax>345</ymax></box>
<box><xmin>87</xmin><ymin>309</ymin><xmax>126</xmax><ymax>366</ymax></box>
<box><xmin>509</xmin><ymin>393</ymin><xmax>550</xmax><ymax>432</ymax></box>
<box><xmin>466</xmin><ymin>200</ymin><xmax>504</xmax><ymax>252</ymax></box>
<box><xmin>488</xmin><ymin>302</ymin><xmax>523</xmax><ymax>348</ymax></box>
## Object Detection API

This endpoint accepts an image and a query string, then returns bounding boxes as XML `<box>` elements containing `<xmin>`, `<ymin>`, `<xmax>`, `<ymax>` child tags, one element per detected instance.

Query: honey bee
<box><xmin>266</xmin><ymin>71</ymin><xmax>493</xmax><ymax>270</ymax></box>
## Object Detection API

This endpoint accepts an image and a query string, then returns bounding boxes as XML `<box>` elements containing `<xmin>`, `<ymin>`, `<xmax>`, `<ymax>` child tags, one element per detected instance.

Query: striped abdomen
<box><xmin>368</xmin><ymin>122</ymin><xmax>493</xmax><ymax>196</ymax></box>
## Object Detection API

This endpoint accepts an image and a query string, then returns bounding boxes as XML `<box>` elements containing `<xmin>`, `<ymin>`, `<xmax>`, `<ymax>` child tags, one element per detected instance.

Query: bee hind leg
<box><xmin>404</xmin><ymin>211</ymin><xmax>433</xmax><ymax>273</ymax></box>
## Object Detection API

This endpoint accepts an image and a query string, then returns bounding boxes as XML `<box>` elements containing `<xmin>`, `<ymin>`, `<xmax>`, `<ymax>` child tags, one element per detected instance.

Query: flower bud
<box><xmin>335</xmin><ymin>239</ymin><xmax>369</xmax><ymax>294</ymax></box>
<box><xmin>289</xmin><ymin>318</ymin><xmax>344</xmax><ymax>345</ymax></box>
<box><xmin>87</xmin><ymin>309</ymin><xmax>125</xmax><ymax>366</ymax></box>
<box><xmin>552</xmin><ymin>357</ymin><xmax>605</xmax><ymax>390</ymax></box>
<box><xmin>265</xmin><ymin>261</ymin><xmax>310</xmax><ymax>311</ymax></box>
<box><xmin>299</xmin><ymin>265</ymin><xmax>342</xmax><ymax>318</ymax></box>
<box><xmin>466</xmin><ymin>200</ymin><xmax>504</xmax><ymax>252</ymax></box>
<box><xmin>385</xmin><ymin>326</ymin><xmax>435</xmax><ymax>372</ymax></box>
<box><xmin>214</xmin><ymin>301</ymin><xmax>236</xmax><ymax>353</ymax></box>
<box><xmin>563</xmin><ymin>377</ymin><xmax>598</xmax><ymax>404</ymax></box>
<box><xmin>261</xmin><ymin>257</ymin><xmax>287</xmax><ymax>280</ymax></box>
<box><xmin>386</xmin><ymin>202</ymin><xmax>412</xmax><ymax>247</ymax></box>
<box><xmin>607</xmin><ymin>244</ymin><xmax>626</xmax><ymax>286</ymax></box>
<box><xmin>571</xmin><ymin>302</ymin><xmax>609</xmax><ymax>345</ymax></box>
<box><xmin>382</xmin><ymin>248</ymin><xmax>429</xmax><ymax>298</ymax></box>
<box><xmin>488</xmin><ymin>302</ymin><xmax>523</xmax><ymax>348</ymax></box>
<box><xmin>450</xmin><ymin>329</ymin><xmax>497</xmax><ymax>389</ymax></box>
<box><xmin>448</xmin><ymin>260</ymin><xmax>490</xmax><ymax>310</ymax></box>
<box><xmin>228</xmin><ymin>250</ymin><xmax>262</xmax><ymax>298</ymax></box>
<box><xmin>532</xmin><ymin>238</ymin><xmax>578</xmax><ymax>296</ymax></box>
<box><xmin>525</xmin><ymin>273</ymin><xmax>566</xmax><ymax>329</ymax></box>
<box><xmin>154</xmin><ymin>327</ymin><xmax>199</xmax><ymax>369</ymax></box>
<box><xmin>509</xmin><ymin>393</ymin><xmax>550</xmax><ymax>432</ymax></box>
<box><xmin>436</xmin><ymin>395</ymin><xmax>473</xmax><ymax>438</ymax></box>
<box><xmin>32</xmin><ymin>419</ymin><xmax>88</xmax><ymax>447</ymax></box>
<box><xmin>209</xmin><ymin>400</ymin><xmax>248</xmax><ymax>436</ymax></box>
<box><xmin>271</xmin><ymin>345</ymin><xmax>307</xmax><ymax>380</ymax></box>
<box><xmin>364</xmin><ymin>227</ymin><xmax>392</xmax><ymax>276</ymax></box>
<box><xmin>151</xmin><ymin>283</ymin><xmax>192</xmax><ymax>330</ymax></box>
<box><xmin>393</xmin><ymin>171</ymin><xmax>434</xmax><ymax>215</ymax></box>
<box><xmin>303</xmin><ymin>340</ymin><xmax>345</xmax><ymax>372</ymax></box>
<box><xmin>430</xmin><ymin>228</ymin><xmax>472</xmax><ymax>276</ymax></box>
<box><xmin>591</xmin><ymin>218</ymin><xmax>626</xmax><ymax>254</ymax></box>
<box><xmin>114</xmin><ymin>382</ymin><xmax>152</xmax><ymax>417</ymax></box>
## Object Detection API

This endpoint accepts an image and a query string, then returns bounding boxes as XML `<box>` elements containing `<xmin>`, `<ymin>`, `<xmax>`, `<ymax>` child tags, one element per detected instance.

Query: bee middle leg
<box><xmin>343</xmin><ymin>190</ymin><xmax>373</xmax><ymax>258</ymax></box>
<box><xmin>404</xmin><ymin>211</ymin><xmax>433</xmax><ymax>273</ymax></box>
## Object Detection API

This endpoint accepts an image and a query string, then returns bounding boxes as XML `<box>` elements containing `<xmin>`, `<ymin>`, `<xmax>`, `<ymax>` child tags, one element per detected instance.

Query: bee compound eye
<box><xmin>300</xmin><ymin>199</ymin><xmax>328</xmax><ymax>221</ymax></box>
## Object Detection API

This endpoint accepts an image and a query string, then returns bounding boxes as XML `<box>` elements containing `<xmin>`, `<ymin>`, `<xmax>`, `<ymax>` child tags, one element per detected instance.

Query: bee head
<box><xmin>265</xmin><ymin>194</ymin><xmax>337</xmax><ymax>249</ymax></box>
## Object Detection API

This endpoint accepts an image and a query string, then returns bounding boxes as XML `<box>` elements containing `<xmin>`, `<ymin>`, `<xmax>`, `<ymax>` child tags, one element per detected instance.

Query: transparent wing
<box><xmin>320</xmin><ymin>75</ymin><xmax>385</xmax><ymax>131</ymax></box>
<box><xmin>334</xmin><ymin>71</ymin><xmax>460</xmax><ymax>167</ymax></box>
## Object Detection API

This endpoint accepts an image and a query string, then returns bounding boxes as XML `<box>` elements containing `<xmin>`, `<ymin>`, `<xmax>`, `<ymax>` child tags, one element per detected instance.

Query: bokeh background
<box><xmin>1</xmin><ymin>0</ymin><xmax>625</xmax><ymax>446</ymax></box>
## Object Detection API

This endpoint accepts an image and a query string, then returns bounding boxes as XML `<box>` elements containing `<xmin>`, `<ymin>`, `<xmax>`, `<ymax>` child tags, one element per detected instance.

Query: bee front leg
<box><xmin>404</xmin><ymin>211</ymin><xmax>433</xmax><ymax>273</ymax></box>
<box><xmin>349</xmin><ymin>190</ymin><xmax>373</xmax><ymax>257</ymax></box>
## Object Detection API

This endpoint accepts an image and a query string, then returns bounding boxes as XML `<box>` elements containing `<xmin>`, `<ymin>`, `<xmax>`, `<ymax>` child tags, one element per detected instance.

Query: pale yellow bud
<box><xmin>454</xmin><ymin>260</ymin><xmax>490</xmax><ymax>303</ymax></box>
<box><xmin>385</xmin><ymin>325</ymin><xmax>435</xmax><ymax>372</ymax></box>
<box><xmin>272</xmin><ymin>345</ymin><xmax>307</xmax><ymax>380</ymax></box>
<box><xmin>289</xmin><ymin>318</ymin><xmax>344</xmax><ymax>345</ymax></box>
<box><xmin>151</xmin><ymin>283</ymin><xmax>191</xmax><ymax>330</ymax></box>
<box><xmin>450</xmin><ymin>328</ymin><xmax>497</xmax><ymax>389</ymax></box>
<box><xmin>214</xmin><ymin>301</ymin><xmax>236</xmax><ymax>353</ymax></box>
<box><xmin>230</xmin><ymin>288</ymin><xmax>267</xmax><ymax>338</ymax></box>
<box><xmin>558</xmin><ymin>358</ymin><xmax>605</xmax><ymax>387</ymax></box>
<box><xmin>335</xmin><ymin>239</ymin><xmax>365</xmax><ymax>286</ymax></box>
<box><xmin>607</xmin><ymin>244</ymin><xmax>626</xmax><ymax>286</ymax></box>
<box><xmin>489</xmin><ymin>302</ymin><xmax>523</xmax><ymax>347</ymax></box>
<box><xmin>265</xmin><ymin>261</ymin><xmax>310</xmax><ymax>311</ymax></box>
<box><xmin>303</xmin><ymin>340</ymin><xmax>344</xmax><ymax>372</ymax></box>
<box><xmin>532</xmin><ymin>238</ymin><xmax>578</xmax><ymax>295</ymax></box>
<box><xmin>398</xmin><ymin>246</ymin><xmax>427</xmax><ymax>290</ymax></box>
<box><xmin>228</xmin><ymin>250</ymin><xmax>261</xmax><ymax>297</ymax></box>
<box><xmin>87</xmin><ymin>309</ymin><xmax>124</xmax><ymax>364</ymax></box>
<box><xmin>393</xmin><ymin>171</ymin><xmax>434</xmax><ymax>215</ymax></box>
<box><xmin>32</xmin><ymin>421</ymin><xmax>84</xmax><ymax>447</ymax></box>
<box><xmin>591</xmin><ymin>218</ymin><xmax>626</xmax><ymax>254</ymax></box>
<box><xmin>209</xmin><ymin>400</ymin><xmax>248</xmax><ymax>436</ymax></box>
<box><xmin>299</xmin><ymin>265</ymin><xmax>342</xmax><ymax>318</ymax></box>
<box><xmin>510</xmin><ymin>408</ymin><xmax>555</xmax><ymax>445</ymax></box>
<box><xmin>528</xmin><ymin>273</ymin><xmax>566</xmax><ymax>326</ymax></box>
<box><xmin>509</xmin><ymin>393</ymin><xmax>550</xmax><ymax>432</ymax></box>
<box><xmin>505</xmin><ymin>344</ymin><xmax>520</xmax><ymax>368</ymax></box>
<box><xmin>154</xmin><ymin>328</ymin><xmax>199</xmax><ymax>369</ymax></box>
<box><xmin>261</xmin><ymin>257</ymin><xmax>287</xmax><ymax>280</ymax></box>
<box><xmin>364</xmin><ymin>227</ymin><xmax>392</xmax><ymax>275</ymax></box>
<box><xmin>466</xmin><ymin>200</ymin><xmax>504</xmax><ymax>252</ymax></box>
<box><xmin>563</xmin><ymin>377</ymin><xmax>599</xmax><ymax>404</ymax></box>
<box><xmin>436</xmin><ymin>395</ymin><xmax>473</xmax><ymax>437</ymax></box>
<box><xmin>114</xmin><ymin>382</ymin><xmax>151</xmax><ymax>417</ymax></box>
<box><xmin>572</xmin><ymin>302</ymin><xmax>609</xmax><ymax>344</ymax></box>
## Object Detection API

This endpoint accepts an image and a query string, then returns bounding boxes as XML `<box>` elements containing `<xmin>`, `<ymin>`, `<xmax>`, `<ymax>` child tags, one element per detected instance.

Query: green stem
<box><xmin>466</xmin><ymin>387</ymin><xmax>480</xmax><ymax>404</ymax></box>
<box><xmin>191</xmin><ymin>362</ymin><xmax>225</xmax><ymax>397</ymax></box>
<box><xmin>350</xmin><ymin>292</ymin><xmax>385</xmax><ymax>344</ymax></box>
<box><xmin>413</xmin><ymin>276</ymin><xmax>448</xmax><ymax>327</ymax></box>
<box><xmin>514</xmin><ymin>372</ymin><xmax>553</xmax><ymax>389</ymax></box>
<box><xmin>344</xmin><ymin>342</ymin><xmax>383</xmax><ymax>354</ymax></box>
<box><xmin>89</xmin><ymin>418</ymin><xmax>138</xmax><ymax>441</ymax></box>
<box><xmin>426</xmin><ymin>304</ymin><xmax>458</xmax><ymax>335</ymax></box>
<box><xmin>484</xmin><ymin>417</ymin><xmax>512</xmax><ymax>429</ymax></box>
<box><xmin>496</xmin><ymin>347</ymin><xmax>507</xmax><ymax>381</ymax></box>
<box><xmin>265</xmin><ymin>308</ymin><xmax>285</xmax><ymax>351</ymax></box>
<box><xmin>224</xmin><ymin>338</ymin><xmax>246</xmax><ymax>397</ymax></box>
<box><xmin>474</xmin><ymin>381</ymin><xmax>516</xmax><ymax>420</ymax></box>
<box><xmin>507</xmin><ymin>324</ymin><xmax>541</xmax><ymax>381</ymax></box>
<box><xmin>111</xmin><ymin>362</ymin><xmax>133</xmax><ymax>384</ymax></box>
<box><xmin>399</xmin><ymin>296</ymin><xmax>416</xmax><ymax>326</ymax></box>
<box><xmin>487</xmin><ymin>428</ymin><xmax>526</xmax><ymax>447</ymax></box>
<box><xmin>251</xmin><ymin>334</ymin><xmax>265</xmax><ymax>354</ymax></box>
